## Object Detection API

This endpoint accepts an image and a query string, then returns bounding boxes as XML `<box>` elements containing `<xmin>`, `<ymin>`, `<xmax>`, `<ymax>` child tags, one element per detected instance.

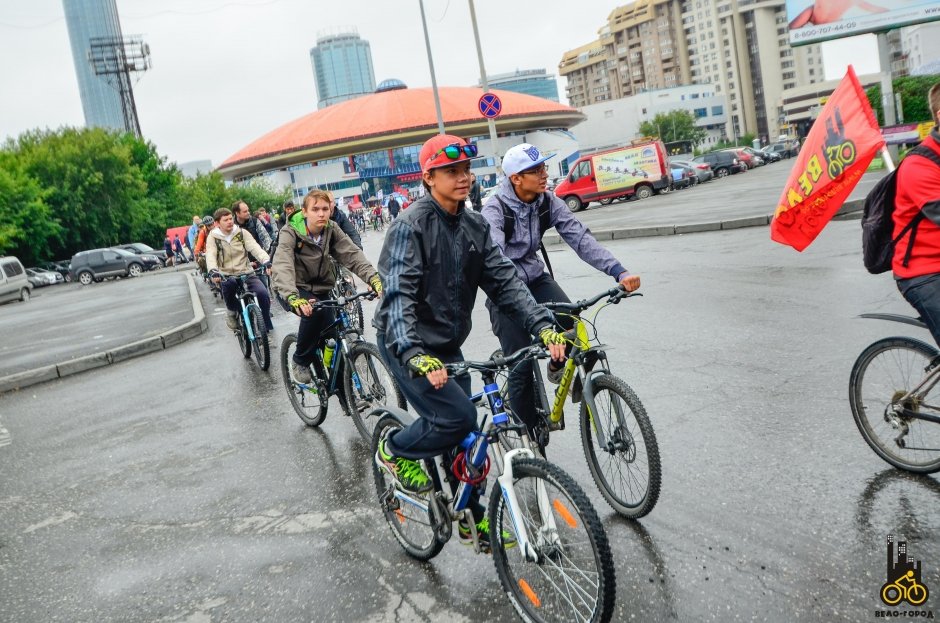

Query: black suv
<box><xmin>70</xmin><ymin>248</ymin><xmax>146</xmax><ymax>285</ymax></box>
<box><xmin>692</xmin><ymin>151</ymin><xmax>745</xmax><ymax>178</ymax></box>
<box><xmin>112</xmin><ymin>243</ymin><xmax>165</xmax><ymax>271</ymax></box>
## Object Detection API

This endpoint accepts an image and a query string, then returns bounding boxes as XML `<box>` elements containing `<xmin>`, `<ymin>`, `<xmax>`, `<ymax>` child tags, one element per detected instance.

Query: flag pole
<box><xmin>880</xmin><ymin>145</ymin><xmax>896</xmax><ymax>172</ymax></box>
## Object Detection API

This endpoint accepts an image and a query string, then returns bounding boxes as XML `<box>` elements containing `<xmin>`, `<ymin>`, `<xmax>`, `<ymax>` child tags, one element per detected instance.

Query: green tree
<box><xmin>866</xmin><ymin>75</ymin><xmax>940</xmax><ymax>125</ymax></box>
<box><xmin>11</xmin><ymin>127</ymin><xmax>149</xmax><ymax>258</ymax></box>
<box><xmin>120</xmin><ymin>134</ymin><xmax>185</xmax><ymax>246</ymax></box>
<box><xmin>638</xmin><ymin>110</ymin><xmax>708</xmax><ymax>146</ymax></box>
<box><xmin>178</xmin><ymin>171</ymin><xmax>229</xmax><ymax>221</ymax></box>
<box><xmin>225</xmin><ymin>178</ymin><xmax>291</xmax><ymax>215</ymax></box>
<box><xmin>0</xmin><ymin>152</ymin><xmax>62</xmax><ymax>265</ymax></box>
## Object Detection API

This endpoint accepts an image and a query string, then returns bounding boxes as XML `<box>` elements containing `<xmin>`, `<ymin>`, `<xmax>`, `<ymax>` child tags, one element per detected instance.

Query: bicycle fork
<box><xmin>498</xmin><ymin>448</ymin><xmax>557</xmax><ymax>563</ymax></box>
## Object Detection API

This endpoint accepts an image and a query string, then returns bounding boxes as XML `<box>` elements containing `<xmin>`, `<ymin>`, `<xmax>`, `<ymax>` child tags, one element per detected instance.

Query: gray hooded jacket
<box><xmin>480</xmin><ymin>178</ymin><xmax>627</xmax><ymax>285</ymax></box>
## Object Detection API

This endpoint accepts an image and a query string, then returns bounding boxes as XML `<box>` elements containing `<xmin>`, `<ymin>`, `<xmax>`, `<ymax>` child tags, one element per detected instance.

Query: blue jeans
<box><xmin>897</xmin><ymin>273</ymin><xmax>940</xmax><ymax>346</ymax></box>
<box><xmin>221</xmin><ymin>275</ymin><xmax>273</xmax><ymax>331</ymax></box>
<box><xmin>376</xmin><ymin>334</ymin><xmax>475</xmax><ymax>461</ymax></box>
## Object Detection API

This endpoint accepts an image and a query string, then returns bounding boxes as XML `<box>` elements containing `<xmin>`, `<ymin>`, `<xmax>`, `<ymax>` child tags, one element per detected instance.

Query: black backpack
<box><xmin>495</xmin><ymin>194</ymin><xmax>555</xmax><ymax>277</ymax></box>
<box><xmin>862</xmin><ymin>145</ymin><xmax>940</xmax><ymax>274</ymax></box>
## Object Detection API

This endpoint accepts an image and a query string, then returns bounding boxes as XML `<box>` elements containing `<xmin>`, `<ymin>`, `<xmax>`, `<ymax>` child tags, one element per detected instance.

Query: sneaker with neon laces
<box><xmin>375</xmin><ymin>433</ymin><xmax>433</xmax><ymax>494</ymax></box>
<box><xmin>458</xmin><ymin>516</ymin><xmax>517</xmax><ymax>551</ymax></box>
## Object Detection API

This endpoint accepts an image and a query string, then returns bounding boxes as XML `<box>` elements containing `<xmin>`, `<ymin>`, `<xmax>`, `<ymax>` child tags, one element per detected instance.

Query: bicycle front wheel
<box><xmin>580</xmin><ymin>374</ymin><xmax>661</xmax><ymax>518</ymax></box>
<box><xmin>489</xmin><ymin>458</ymin><xmax>616</xmax><ymax>623</ymax></box>
<box><xmin>280</xmin><ymin>332</ymin><xmax>327</xmax><ymax>427</ymax></box>
<box><xmin>849</xmin><ymin>336</ymin><xmax>940</xmax><ymax>473</ymax></box>
<box><xmin>371</xmin><ymin>415</ymin><xmax>443</xmax><ymax>561</ymax></box>
<box><xmin>248</xmin><ymin>304</ymin><xmax>270</xmax><ymax>371</ymax></box>
<box><xmin>345</xmin><ymin>342</ymin><xmax>405</xmax><ymax>442</ymax></box>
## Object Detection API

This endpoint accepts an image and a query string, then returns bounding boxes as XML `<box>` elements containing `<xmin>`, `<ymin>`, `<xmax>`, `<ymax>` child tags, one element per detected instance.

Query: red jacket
<box><xmin>892</xmin><ymin>130</ymin><xmax>940</xmax><ymax>278</ymax></box>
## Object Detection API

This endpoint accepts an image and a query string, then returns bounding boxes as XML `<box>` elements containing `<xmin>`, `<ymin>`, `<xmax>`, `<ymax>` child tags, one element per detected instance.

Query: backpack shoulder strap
<box><xmin>893</xmin><ymin>145</ymin><xmax>940</xmax><ymax>267</ymax></box>
<box><xmin>495</xmin><ymin>196</ymin><xmax>515</xmax><ymax>243</ymax></box>
<box><xmin>537</xmin><ymin>193</ymin><xmax>554</xmax><ymax>237</ymax></box>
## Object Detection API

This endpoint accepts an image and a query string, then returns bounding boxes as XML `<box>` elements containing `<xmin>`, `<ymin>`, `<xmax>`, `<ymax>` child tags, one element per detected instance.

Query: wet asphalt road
<box><xmin>2</xmin><ymin>220</ymin><xmax>939</xmax><ymax>622</ymax></box>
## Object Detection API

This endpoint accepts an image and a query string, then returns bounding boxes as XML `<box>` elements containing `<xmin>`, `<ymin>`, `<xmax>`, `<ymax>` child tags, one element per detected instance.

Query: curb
<box><xmin>0</xmin><ymin>273</ymin><xmax>207</xmax><ymax>394</ymax></box>
<box><xmin>543</xmin><ymin>198</ymin><xmax>864</xmax><ymax>247</ymax></box>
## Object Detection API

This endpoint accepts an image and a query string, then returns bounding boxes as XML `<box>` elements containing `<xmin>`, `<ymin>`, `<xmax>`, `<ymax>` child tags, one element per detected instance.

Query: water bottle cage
<box><xmin>451</xmin><ymin>451</ymin><xmax>490</xmax><ymax>485</ymax></box>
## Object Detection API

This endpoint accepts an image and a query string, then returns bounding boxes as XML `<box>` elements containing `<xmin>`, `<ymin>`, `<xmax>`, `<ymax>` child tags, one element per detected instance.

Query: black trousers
<box><xmin>487</xmin><ymin>273</ymin><xmax>574</xmax><ymax>431</ymax></box>
<box><xmin>377</xmin><ymin>335</ymin><xmax>475</xmax><ymax>461</ymax></box>
<box><xmin>278</xmin><ymin>288</ymin><xmax>336</xmax><ymax>371</ymax></box>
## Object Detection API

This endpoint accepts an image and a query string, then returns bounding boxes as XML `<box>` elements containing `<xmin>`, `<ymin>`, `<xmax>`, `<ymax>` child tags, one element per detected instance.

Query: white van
<box><xmin>0</xmin><ymin>256</ymin><xmax>33</xmax><ymax>303</ymax></box>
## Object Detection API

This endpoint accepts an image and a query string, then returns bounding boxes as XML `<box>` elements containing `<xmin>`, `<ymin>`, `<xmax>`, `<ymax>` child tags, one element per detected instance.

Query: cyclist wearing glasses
<box><xmin>206</xmin><ymin>208</ymin><xmax>273</xmax><ymax>331</ymax></box>
<box><xmin>373</xmin><ymin>134</ymin><xmax>567</xmax><ymax>544</ymax></box>
<box><xmin>272</xmin><ymin>189</ymin><xmax>382</xmax><ymax>385</ymax></box>
<box><xmin>481</xmin><ymin>143</ymin><xmax>641</xmax><ymax>437</ymax></box>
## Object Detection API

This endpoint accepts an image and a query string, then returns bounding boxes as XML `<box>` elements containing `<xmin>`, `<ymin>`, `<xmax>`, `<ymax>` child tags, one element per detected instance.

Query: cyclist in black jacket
<box><xmin>373</xmin><ymin>134</ymin><xmax>566</xmax><ymax>544</ymax></box>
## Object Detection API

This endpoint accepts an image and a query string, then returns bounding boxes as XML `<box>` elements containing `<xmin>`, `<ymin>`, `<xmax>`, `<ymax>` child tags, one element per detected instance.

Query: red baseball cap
<box><xmin>419</xmin><ymin>134</ymin><xmax>481</xmax><ymax>173</ymax></box>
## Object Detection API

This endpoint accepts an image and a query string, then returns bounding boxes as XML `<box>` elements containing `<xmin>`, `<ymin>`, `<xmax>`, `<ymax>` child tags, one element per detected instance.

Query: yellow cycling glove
<box><xmin>368</xmin><ymin>274</ymin><xmax>383</xmax><ymax>295</ymax></box>
<box><xmin>287</xmin><ymin>294</ymin><xmax>309</xmax><ymax>310</ymax></box>
<box><xmin>407</xmin><ymin>354</ymin><xmax>444</xmax><ymax>377</ymax></box>
<box><xmin>539</xmin><ymin>327</ymin><xmax>566</xmax><ymax>347</ymax></box>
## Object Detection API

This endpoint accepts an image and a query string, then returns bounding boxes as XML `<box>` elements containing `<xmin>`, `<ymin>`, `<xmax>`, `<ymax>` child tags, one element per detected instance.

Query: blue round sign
<box><xmin>479</xmin><ymin>92</ymin><xmax>502</xmax><ymax>119</ymax></box>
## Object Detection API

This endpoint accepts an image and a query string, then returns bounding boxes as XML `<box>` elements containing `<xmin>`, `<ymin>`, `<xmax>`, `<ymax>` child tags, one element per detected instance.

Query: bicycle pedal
<box><xmin>548</xmin><ymin>420</ymin><xmax>565</xmax><ymax>432</ymax></box>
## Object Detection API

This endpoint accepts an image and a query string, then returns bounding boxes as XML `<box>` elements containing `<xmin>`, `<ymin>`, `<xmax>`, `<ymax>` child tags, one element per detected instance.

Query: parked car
<box><xmin>669</xmin><ymin>158</ymin><xmax>713</xmax><ymax>184</ymax></box>
<box><xmin>660</xmin><ymin>164</ymin><xmax>695</xmax><ymax>193</ymax></box>
<box><xmin>764</xmin><ymin>141</ymin><xmax>799</xmax><ymax>159</ymax></box>
<box><xmin>40</xmin><ymin>260</ymin><xmax>73</xmax><ymax>282</ymax></box>
<box><xmin>758</xmin><ymin>146</ymin><xmax>782</xmax><ymax>163</ymax></box>
<box><xmin>692</xmin><ymin>151</ymin><xmax>745</xmax><ymax>178</ymax></box>
<box><xmin>25</xmin><ymin>267</ymin><xmax>63</xmax><ymax>287</ymax></box>
<box><xmin>69</xmin><ymin>248</ymin><xmax>147</xmax><ymax>285</ymax></box>
<box><xmin>724</xmin><ymin>148</ymin><xmax>760</xmax><ymax>169</ymax></box>
<box><xmin>739</xmin><ymin>147</ymin><xmax>767</xmax><ymax>167</ymax></box>
<box><xmin>0</xmin><ymin>256</ymin><xmax>32</xmax><ymax>303</ymax></box>
<box><xmin>112</xmin><ymin>243</ymin><xmax>164</xmax><ymax>271</ymax></box>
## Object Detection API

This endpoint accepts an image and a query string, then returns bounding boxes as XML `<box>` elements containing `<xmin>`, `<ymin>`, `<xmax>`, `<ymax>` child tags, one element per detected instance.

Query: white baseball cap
<box><xmin>501</xmin><ymin>143</ymin><xmax>556</xmax><ymax>176</ymax></box>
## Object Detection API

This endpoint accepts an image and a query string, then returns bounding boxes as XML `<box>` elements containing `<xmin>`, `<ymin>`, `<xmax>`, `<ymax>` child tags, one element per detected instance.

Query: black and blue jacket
<box><xmin>374</xmin><ymin>194</ymin><xmax>554</xmax><ymax>365</ymax></box>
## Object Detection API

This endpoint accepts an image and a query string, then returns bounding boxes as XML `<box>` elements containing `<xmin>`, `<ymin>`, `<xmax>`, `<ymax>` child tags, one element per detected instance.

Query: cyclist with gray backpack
<box><xmin>480</xmin><ymin>142</ymin><xmax>641</xmax><ymax>436</ymax></box>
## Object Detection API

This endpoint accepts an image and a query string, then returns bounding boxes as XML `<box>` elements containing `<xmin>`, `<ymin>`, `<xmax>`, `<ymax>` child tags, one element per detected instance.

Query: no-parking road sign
<box><xmin>478</xmin><ymin>92</ymin><xmax>502</xmax><ymax>119</ymax></box>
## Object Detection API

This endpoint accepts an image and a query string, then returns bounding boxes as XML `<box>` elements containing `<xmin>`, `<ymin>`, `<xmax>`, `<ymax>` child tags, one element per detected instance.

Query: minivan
<box><xmin>0</xmin><ymin>256</ymin><xmax>33</xmax><ymax>303</ymax></box>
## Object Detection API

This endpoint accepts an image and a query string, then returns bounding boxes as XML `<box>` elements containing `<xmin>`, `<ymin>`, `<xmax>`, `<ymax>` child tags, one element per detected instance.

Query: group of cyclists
<box><xmin>198</xmin><ymin>135</ymin><xmax>640</xmax><ymax>555</ymax></box>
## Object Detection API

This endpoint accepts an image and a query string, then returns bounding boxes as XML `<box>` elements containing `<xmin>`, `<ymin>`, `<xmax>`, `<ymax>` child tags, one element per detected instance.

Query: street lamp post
<box><xmin>418</xmin><ymin>0</ymin><xmax>446</xmax><ymax>134</ymax></box>
<box><xmin>468</xmin><ymin>0</ymin><xmax>500</xmax><ymax>166</ymax></box>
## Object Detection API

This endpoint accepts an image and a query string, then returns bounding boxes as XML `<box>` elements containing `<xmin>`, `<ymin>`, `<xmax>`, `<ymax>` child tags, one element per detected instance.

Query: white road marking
<box><xmin>24</xmin><ymin>510</ymin><xmax>79</xmax><ymax>534</ymax></box>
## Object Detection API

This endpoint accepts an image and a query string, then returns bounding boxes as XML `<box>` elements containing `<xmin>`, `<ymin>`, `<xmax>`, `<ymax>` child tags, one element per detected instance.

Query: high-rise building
<box><xmin>681</xmin><ymin>0</ymin><xmax>823</xmax><ymax>143</ymax></box>
<box><xmin>898</xmin><ymin>22</ymin><xmax>940</xmax><ymax>77</ymax></box>
<box><xmin>310</xmin><ymin>30</ymin><xmax>376</xmax><ymax>109</ymax></box>
<box><xmin>478</xmin><ymin>69</ymin><xmax>560</xmax><ymax>102</ymax></box>
<box><xmin>62</xmin><ymin>0</ymin><xmax>126</xmax><ymax>131</ymax></box>
<box><xmin>559</xmin><ymin>0</ymin><xmax>691</xmax><ymax>108</ymax></box>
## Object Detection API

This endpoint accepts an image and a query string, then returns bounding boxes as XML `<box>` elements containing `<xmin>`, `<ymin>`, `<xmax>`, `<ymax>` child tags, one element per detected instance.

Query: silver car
<box><xmin>0</xmin><ymin>256</ymin><xmax>33</xmax><ymax>303</ymax></box>
<box><xmin>669</xmin><ymin>158</ymin><xmax>713</xmax><ymax>184</ymax></box>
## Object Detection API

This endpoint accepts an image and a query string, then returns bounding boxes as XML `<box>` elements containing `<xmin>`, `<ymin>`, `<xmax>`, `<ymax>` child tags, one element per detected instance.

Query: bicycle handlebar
<box><xmin>445</xmin><ymin>343</ymin><xmax>546</xmax><ymax>377</ymax></box>
<box><xmin>311</xmin><ymin>289</ymin><xmax>377</xmax><ymax>309</ymax></box>
<box><xmin>541</xmin><ymin>285</ymin><xmax>640</xmax><ymax>314</ymax></box>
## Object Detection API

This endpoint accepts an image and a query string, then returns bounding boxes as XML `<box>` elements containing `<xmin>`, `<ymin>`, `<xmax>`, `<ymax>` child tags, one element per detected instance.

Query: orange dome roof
<box><xmin>218</xmin><ymin>87</ymin><xmax>583</xmax><ymax>177</ymax></box>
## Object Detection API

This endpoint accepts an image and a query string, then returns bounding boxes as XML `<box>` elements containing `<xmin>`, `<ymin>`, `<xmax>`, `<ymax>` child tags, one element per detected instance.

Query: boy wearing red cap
<box><xmin>372</xmin><ymin>134</ymin><xmax>566</xmax><ymax>546</ymax></box>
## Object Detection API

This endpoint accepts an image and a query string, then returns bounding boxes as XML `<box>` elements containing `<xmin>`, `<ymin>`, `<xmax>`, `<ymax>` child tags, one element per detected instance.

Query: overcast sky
<box><xmin>0</xmin><ymin>0</ymin><xmax>879</xmax><ymax>168</ymax></box>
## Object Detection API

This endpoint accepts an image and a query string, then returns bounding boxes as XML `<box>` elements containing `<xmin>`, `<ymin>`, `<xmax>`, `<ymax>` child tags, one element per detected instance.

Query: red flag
<box><xmin>770</xmin><ymin>66</ymin><xmax>884</xmax><ymax>251</ymax></box>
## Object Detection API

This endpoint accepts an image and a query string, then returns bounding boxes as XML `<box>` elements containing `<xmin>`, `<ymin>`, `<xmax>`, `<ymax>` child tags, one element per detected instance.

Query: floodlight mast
<box><xmin>87</xmin><ymin>36</ymin><xmax>151</xmax><ymax>138</ymax></box>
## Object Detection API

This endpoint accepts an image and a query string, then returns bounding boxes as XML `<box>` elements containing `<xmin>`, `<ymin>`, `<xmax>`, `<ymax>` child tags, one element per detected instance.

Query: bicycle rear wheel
<box><xmin>849</xmin><ymin>336</ymin><xmax>940</xmax><ymax>474</ymax></box>
<box><xmin>280</xmin><ymin>332</ymin><xmax>327</xmax><ymax>427</ymax></box>
<box><xmin>371</xmin><ymin>415</ymin><xmax>443</xmax><ymax>561</ymax></box>
<box><xmin>580</xmin><ymin>374</ymin><xmax>661</xmax><ymax>518</ymax></box>
<box><xmin>344</xmin><ymin>342</ymin><xmax>405</xmax><ymax>442</ymax></box>
<box><xmin>248</xmin><ymin>304</ymin><xmax>270</xmax><ymax>371</ymax></box>
<box><xmin>237</xmin><ymin>312</ymin><xmax>252</xmax><ymax>359</ymax></box>
<box><xmin>489</xmin><ymin>457</ymin><xmax>615</xmax><ymax>623</ymax></box>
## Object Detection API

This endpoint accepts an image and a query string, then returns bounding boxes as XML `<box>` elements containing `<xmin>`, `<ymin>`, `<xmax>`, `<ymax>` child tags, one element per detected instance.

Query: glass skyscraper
<box><xmin>482</xmin><ymin>69</ymin><xmax>560</xmax><ymax>102</ymax></box>
<box><xmin>63</xmin><ymin>0</ymin><xmax>126</xmax><ymax>131</ymax></box>
<box><xmin>310</xmin><ymin>31</ymin><xmax>376</xmax><ymax>109</ymax></box>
